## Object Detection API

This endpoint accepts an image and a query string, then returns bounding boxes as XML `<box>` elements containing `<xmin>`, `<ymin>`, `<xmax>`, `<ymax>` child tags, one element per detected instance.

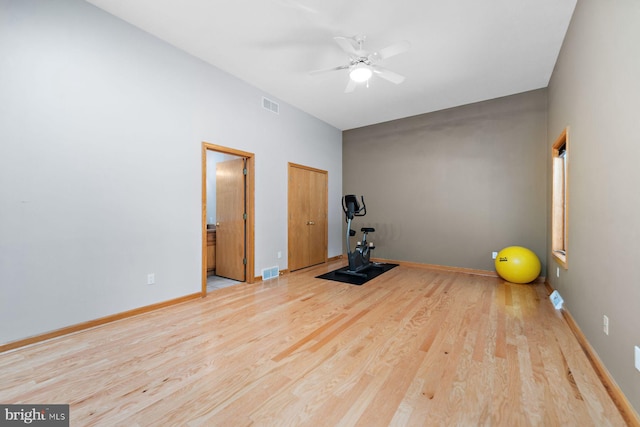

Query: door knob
<box><xmin>216</xmin><ymin>222</ymin><xmax>220</xmax><ymax>227</ymax></box>
<box><xmin>307</xmin><ymin>221</ymin><xmax>315</xmax><ymax>225</ymax></box>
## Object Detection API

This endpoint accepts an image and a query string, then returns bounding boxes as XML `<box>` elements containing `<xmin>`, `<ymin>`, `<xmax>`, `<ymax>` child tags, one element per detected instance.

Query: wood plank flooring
<box><xmin>0</xmin><ymin>261</ymin><xmax>627</xmax><ymax>426</ymax></box>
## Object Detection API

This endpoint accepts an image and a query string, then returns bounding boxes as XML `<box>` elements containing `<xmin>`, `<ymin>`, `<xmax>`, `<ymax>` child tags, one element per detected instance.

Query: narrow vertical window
<box><xmin>552</xmin><ymin>128</ymin><xmax>569</xmax><ymax>268</ymax></box>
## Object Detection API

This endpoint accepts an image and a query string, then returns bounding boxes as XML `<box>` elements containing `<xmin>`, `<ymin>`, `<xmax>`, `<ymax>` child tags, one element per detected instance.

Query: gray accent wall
<box><xmin>0</xmin><ymin>0</ymin><xmax>342</xmax><ymax>345</ymax></box>
<box><xmin>343</xmin><ymin>90</ymin><xmax>548</xmax><ymax>274</ymax></box>
<box><xmin>547</xmin><ymin>1</ymin><xmax>640</xmax><ymax>414</ymax></box>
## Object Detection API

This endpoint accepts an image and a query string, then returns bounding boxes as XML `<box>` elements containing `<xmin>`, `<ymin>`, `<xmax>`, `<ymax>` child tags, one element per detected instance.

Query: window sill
<box><xmin>552</xmin><ymin>251</ymin><xmax>567</xmax><ymax>269</ymax></box>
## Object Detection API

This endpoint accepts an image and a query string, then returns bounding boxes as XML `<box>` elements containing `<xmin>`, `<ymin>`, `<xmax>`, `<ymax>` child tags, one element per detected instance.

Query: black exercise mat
<box><xmin>316</xmin><ymin>263</ymin><xmax>398</xmax><ymax>285</ymax></box>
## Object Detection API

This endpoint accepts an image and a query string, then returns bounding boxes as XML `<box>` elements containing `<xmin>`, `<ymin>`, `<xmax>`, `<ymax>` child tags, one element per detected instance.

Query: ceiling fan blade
<box><xmin>372</xmin><ymin>66</ymin><xmax>405</xmax><ymax>84</ymax></box>
<box><xmin>372</xmin><ymin>40</ymin><xmax>410</xmax><ymax>61</ymax></box>
<box><xmin>344</xmin><ymin>78</ymin><xmax>357</xmax><ymax>93</ymax></box>
<box><xmin>334</xmin><ymin>36</ymin><xmax>359</xmax><ymax>56</ymax></box>
<box><xmin>309</xmin><ymin>64</ymin><xmax>350</xmax><ymax>75</ymax></box>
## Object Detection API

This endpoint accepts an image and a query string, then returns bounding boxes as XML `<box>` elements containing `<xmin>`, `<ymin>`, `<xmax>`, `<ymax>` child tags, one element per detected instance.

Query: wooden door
<box><xmin>288</xmin><ymin>163</ymin><xmax>327</xmax><ymax>271</ymax></box>
<box><xmin>216</xmin><ymin>158</ymin><xmax>246</xmax><ymax>281</ymax></box>
<box><xmin>307</xmin><ymin>169</ymin><xmax>327</xmax><ymax>265</ymax></box>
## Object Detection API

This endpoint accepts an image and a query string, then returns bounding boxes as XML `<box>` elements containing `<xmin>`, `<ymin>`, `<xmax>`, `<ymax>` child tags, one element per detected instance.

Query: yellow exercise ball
<box><xmin>495</xmin><ymin>246</ymin><xmax>541</xmax><ymax>284</ymax></box>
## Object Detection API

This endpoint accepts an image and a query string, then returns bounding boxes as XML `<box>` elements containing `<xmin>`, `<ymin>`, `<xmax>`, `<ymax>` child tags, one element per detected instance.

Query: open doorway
<box><xmin>202</xmin><ymin>142</ymin><xmax>255</xmax><ymax>296</ymax></box>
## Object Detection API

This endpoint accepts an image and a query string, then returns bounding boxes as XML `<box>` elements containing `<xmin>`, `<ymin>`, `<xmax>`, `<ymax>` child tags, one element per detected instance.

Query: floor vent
<box><xmin>261</xmin><ymin>266</ymin><xmax>280</xmax><ymax>280</ymax></box>
<box><xmin>262</xmin><ymin>97</ymin><xmax>279</xmax><ymax>114</ymax></box>
<box><xmin>549</xmin><ymin>290</ymin><xmax>564</xmax><ymax>309</ymax></box>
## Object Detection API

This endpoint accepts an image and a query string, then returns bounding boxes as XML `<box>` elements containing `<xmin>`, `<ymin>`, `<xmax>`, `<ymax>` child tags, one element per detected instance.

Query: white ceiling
<box><xmin>85</xmin><ymin>0</ymin><xmax>576</xmax><ymax>130</ymax></box>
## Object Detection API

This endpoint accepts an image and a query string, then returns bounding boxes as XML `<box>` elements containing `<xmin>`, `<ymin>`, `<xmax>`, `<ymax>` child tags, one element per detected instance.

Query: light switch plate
<box><xmin>635</xmin><ymin>346</ymin><xmax>640</xmax><ymax>372</ymax></box>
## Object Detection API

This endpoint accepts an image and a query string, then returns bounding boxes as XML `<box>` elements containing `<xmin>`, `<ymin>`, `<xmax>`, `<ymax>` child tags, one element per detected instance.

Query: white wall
<box><xmin>205</xmin><ymin>150</ymin><xmax>229</xmax><ymax>225</ymax></box>
<box><xmin>0</xmin><ymin>0</ymin><xmax>342</xmax><ymax>345</ymax></box>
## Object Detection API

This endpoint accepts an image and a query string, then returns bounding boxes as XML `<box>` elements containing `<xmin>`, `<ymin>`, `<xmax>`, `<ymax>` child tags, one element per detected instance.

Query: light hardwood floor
<box><xmin>0</xmin><ymin>261</ymin><xmax>628</xmax><ymax>426</ymax></box>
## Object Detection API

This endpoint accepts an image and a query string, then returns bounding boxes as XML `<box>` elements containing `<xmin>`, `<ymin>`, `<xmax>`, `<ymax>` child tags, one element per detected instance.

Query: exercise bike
<box><xmin>337</xmin><ymin>195</ymin><xmax>383</xmax><ymax>278</ymax></box>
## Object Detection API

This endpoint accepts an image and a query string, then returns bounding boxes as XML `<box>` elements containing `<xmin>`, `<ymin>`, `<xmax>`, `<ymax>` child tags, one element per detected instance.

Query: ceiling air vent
<box><xmin>262</xmin><ymin>97</ymin><xmax>279</xmax><ymax>115</ymax></box>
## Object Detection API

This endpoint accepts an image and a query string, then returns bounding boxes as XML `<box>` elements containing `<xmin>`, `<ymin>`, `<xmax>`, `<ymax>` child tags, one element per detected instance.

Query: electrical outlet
<box><xmin>147</xmin><ymin>273</ymin><xmax>155</xmax><ymax>285</ymax></box>
<box><xmin>635</xmin><ymin>346</ymin><xmax>640</xmax><ymax>372</ymax></box>
<box><xmin>492</xmin><ymin>251</ymin><xmax>498</xmax><ymax>259</ymax></box>
<box><xmin>603</xmin><ymin>315</ymin><xmax>609</xmax><ymax>335</ymax></box>
<box><xmin>277</xmin><ymin>251</ymin><xmax>282</xmax><ymax>259</ymax></box>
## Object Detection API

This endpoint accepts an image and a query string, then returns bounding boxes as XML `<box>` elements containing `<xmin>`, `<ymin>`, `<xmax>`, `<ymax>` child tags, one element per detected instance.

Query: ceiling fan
<box><xmin>310</xmin><ymin>35</ymin><xmax>410</xmax><ymax>93</ymax></box>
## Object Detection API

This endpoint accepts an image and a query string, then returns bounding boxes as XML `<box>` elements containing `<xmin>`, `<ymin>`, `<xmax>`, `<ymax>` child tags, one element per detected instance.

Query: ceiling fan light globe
<box><xmin>350</xmin><ymin>65</ymin><xmax>372</xmax><ymax>83</ymax></box>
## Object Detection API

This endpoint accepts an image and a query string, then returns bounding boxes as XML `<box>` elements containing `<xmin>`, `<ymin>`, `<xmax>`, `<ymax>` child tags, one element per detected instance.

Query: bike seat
<box><xmin>361</xmin><ymin>227</ymin><xmax>375</xmax><ymax>233</ymax></box>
